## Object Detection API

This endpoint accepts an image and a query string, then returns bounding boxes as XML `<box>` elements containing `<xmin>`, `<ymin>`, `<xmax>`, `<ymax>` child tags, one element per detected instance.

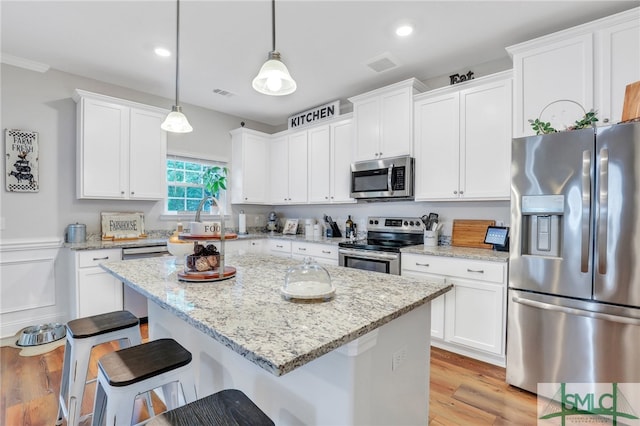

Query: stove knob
<box><xmin>409</xmin><ymin>221</ymin><xmax>415</xmax><ymax>226</ymax></box>
<box><xmin>403</xmin><ymin>220</ymin><xmax>408</xmax><ymax>226</ymax></box>
<box><xmin>374</xmin><ymin>220</ymin><xmax>379</xmax><ymax>225</ymax></box>
<box><xmin>369</xmin><ymin>220</ymin><xmax>374</xmax><ymax>225</ymax></box>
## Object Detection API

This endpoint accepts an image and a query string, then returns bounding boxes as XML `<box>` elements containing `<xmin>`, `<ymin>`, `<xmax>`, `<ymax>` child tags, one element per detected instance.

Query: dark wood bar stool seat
<box><xmin>147</xmin><ymin>389</ymin><xmax>274</xmax><ymax>426</ymax></box>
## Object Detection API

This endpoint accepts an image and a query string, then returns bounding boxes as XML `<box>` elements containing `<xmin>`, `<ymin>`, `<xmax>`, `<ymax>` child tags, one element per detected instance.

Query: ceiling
<box><xmin>2</xmin><ymin>1</ymin><xmax>637</xmax><ymax>127</ymax></box>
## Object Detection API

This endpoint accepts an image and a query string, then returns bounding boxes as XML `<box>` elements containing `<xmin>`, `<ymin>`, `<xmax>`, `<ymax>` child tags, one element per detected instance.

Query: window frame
<box><xmin>163</xmin><ymin>154</ymin><xmax>230</xmax><ymax>221</ymax></box>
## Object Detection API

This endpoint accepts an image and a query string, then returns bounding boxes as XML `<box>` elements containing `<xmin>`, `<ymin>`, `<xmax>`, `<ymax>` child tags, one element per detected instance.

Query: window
<box><xmin>166</xmin><ymin>156</ymin><xmax>228</xmax><ymax>214</ymax></box>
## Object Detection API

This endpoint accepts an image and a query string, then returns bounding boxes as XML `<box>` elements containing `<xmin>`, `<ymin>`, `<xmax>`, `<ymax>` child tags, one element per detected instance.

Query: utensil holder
<box><xmin>424</xmin><ymin>230</ymin><xmax>438</xmax><ymax>247</ymax></box>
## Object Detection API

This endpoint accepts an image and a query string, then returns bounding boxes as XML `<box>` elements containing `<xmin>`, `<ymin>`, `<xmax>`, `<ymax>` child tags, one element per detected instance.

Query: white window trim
<box><xmin>164</xmin><ymin>153</ymin><xmax>231</xmax><ymax>221</ymax></box>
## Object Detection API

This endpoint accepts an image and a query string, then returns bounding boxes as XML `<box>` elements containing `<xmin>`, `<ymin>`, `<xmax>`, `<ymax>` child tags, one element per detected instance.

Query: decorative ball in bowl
<box><xmin>184</xmin><ymin>243</ymin><xmax>220</xmax><ymax>272</ymax></box>
<box><xmin>167</xmin><ymin>241</ymin><xmax>194</xmax><ymax>264</ymax></box>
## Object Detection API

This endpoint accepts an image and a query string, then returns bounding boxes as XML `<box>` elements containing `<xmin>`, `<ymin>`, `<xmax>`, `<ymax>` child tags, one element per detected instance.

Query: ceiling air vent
<box><xmin>213</xmin><ymin>88</ymin><xmax>234</xmax><ymax>97</ymax></box>
<box><xmin>365</xmin><ymin>53</ymin><xmax>400</xmax><ymax>73</ymax></box>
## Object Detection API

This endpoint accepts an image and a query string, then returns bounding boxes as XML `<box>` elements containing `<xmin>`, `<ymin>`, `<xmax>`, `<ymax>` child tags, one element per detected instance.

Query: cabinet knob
<box><xmin>244</xmin><ymin>197</ymin><xmax>248</xmax><ymax>200</ymax></box>
<box><xmin>325</xmin><ymin>196</ymin><xmax>329</xmax><ymax>199</ymax></box>
<box><xmin>459</xmin><ymin>190</ymin><xmax>464</xmax><ymax>195</ymax></box>
<box><xmin>131</xmin><ymin>191</ymin><xmax>134</xmax><ymax>195</ymax></box>
<box><xmin>121</xmin><ymin>191</ymin><xmax>125</xmax><ymax>195</ymax></box>
<box><xmin>453</xmin><ymin>190</ymin><xmax>458</xmax><ymax>195</ymax></box>
<box><xmin>603</xmin><ymin>118</ymin><xmax>609</xmax><ymax>123</ymax></box>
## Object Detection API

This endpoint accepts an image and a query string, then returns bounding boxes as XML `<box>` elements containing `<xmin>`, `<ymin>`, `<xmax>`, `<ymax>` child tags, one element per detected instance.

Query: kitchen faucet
<box><xmin>194</xmin><ymin>196</ymin><xmax>225</xmax><ymax>276</ymax></box>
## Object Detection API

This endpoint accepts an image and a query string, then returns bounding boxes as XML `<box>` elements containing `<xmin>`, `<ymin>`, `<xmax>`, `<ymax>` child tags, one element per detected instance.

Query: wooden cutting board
<box><xmin>451</xmin><ymin>219</ymin><xmax>496</xmax><ymax>249</ymax></box>
<box><xmin>621</xmin><ymin>80</ymin><xmax>640</xmax><ymax>122</ymax></box>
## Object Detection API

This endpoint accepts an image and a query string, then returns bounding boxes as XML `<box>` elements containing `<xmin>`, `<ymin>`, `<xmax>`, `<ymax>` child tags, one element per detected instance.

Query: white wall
<box><xmin>0</xmin><ymin>63</ymin><xmax>276</xmax><ymax>240</ymax></box>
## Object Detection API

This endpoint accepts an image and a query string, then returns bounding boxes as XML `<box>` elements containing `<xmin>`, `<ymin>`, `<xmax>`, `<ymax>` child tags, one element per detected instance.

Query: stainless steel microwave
<box><xmin>350</xmin><ymin>155</ymin><xmax>414</xmax><ymax>200</ymax></box>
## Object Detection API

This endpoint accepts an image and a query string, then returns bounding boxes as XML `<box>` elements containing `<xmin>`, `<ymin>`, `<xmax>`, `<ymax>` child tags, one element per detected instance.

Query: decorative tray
<box><xmin>177</xmin><ymin>266</ymin><xmax>237</xmax><ymax>282</ymax></box>
<box><xmin>178</xmin><ymin>233</ymin><xmax>238</xmax><ymax>240</ymax></box>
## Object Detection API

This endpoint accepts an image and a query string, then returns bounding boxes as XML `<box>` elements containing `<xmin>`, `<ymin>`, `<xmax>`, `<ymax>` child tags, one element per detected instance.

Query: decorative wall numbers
<box><xmin>449</xmin><ymin>71</ymin><xmax>475</xmax><ymax>85</ymax></box>
<box><xmin>5</xmin><ymin>129</ymin><xmax>39</xmax><ymax>192</ymax></box>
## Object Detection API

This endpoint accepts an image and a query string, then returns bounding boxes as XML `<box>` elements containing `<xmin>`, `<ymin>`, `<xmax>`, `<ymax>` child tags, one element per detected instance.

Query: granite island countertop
<box><xmin>100</xmin><ymin>253</ymin><xmax>451</xmax><ymax>377</ymax></box>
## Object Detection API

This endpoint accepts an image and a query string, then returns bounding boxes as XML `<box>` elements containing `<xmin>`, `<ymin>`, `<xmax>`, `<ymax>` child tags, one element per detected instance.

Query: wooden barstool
<box><xmin>146</xmin><ymin>389</ymin><xmax>274</xmax><ymax>426</ymax></box>
<box><xmin>56</xmin><ymin>310</ymin><xmax>144</xmax><ymax>426</ymax></box>
<box><xmin>91</xmin><ymin>338</ymin><xmax>197</xmax><ymax>426</ymax></box>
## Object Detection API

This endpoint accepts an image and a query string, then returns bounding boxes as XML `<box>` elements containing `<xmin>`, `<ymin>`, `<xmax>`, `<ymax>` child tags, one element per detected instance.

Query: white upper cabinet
<box><xmin>508</xmin><ymin>7</ymin><xmax>639</xmax><ymax>137</ymax></box>
<box><xmin>230</xmin><ymin>128</ymin><xmax>269</xmax><ymax>204</ymax></box>
<box><xmin>308</xmin><ymin>119</ymin><xmax>355</xmax><ymax>204</ymax></box>
<box><xmin>269</xmin><ymin>131</ymin><xmax>308</xmax><ymax>204</ymax></box>
<box><xmin>74</xmin><ymin>90</ymin><xmax>167</xmax><ymax>200</ymax></box>
<box><xmin>414</xmin><ymin>72</ymin><xmax>512</xmax><ymax>201</ymax></box>
<box><xmin>349</xmin><ymin>78</ymin><xmax>427</xmax><ymax>161</ymax></box>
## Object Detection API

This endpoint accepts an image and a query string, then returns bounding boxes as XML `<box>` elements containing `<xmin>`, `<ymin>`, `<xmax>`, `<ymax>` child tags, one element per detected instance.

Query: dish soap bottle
<box><xmin>345</xmin><ymin>215</ymin><xmax>353</xmax><ymax>238</ymax></box>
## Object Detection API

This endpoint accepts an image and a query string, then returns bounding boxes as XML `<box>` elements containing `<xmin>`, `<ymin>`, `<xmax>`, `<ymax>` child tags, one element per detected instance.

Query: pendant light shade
<box><xmin>161</xmin><ymin>0</ymin><xmax>192</xmax><ymax>133</ymax></box>
<box><xmin>252</xmin><ymin>0</ymin><xmax>296</xmax><ymax>96</ymax></box>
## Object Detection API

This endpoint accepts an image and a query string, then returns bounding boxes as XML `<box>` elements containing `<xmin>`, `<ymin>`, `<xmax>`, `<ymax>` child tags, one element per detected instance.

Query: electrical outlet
<box><xmin>392</xmin><ymin>347</ymin><xmax>408</xmax><ymax>371</ymax></box>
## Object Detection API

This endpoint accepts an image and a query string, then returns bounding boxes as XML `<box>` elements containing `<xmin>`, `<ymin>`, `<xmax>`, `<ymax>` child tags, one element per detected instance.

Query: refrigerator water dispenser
<box><xmin>521</xmin><ymin>195</ymin><xmax>564</xmax><ymax>257</ymax></box>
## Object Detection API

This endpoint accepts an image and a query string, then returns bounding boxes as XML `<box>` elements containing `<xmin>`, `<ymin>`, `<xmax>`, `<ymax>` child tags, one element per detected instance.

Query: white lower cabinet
<box><xmin>401</xmin><ymin>253</ymin><xmax>507</xmax><ymax>366</ymax></box>
<box><xmin>70</xmin><ymin>249</ymin><xmax>123</xmax><ymax>318</ymax></box>
<box><xmin>291</xmin><ymin>241</ymin><xmax>339</xmax><ymax>266</ymax></box>
<box><xmin>267</xmin><ymin>239</ymin><xmax>292</xmax><ymax>257</ymax></box>
<box><xmin>222</xmin><ymin>239</ymin><xmax>264</xmax><ymax>255</ymax></box>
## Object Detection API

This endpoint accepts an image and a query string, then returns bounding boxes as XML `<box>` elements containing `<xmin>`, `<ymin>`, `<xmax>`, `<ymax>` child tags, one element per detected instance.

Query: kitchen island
<box><xmin>101</xmin><ymin>253</ymin><xmax>451</xmax><ymax>425</ymax></box>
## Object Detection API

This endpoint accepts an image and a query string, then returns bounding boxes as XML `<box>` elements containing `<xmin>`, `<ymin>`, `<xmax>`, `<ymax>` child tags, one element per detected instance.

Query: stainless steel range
<box><xmin>338</xmin><ymin>216</ymin><xmax>424</xmax><ymax>275</ymax></box>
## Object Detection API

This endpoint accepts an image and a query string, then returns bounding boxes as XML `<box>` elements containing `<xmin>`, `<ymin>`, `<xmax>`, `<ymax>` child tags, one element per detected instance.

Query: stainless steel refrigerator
<box><xmin>507</xmin><ymin>122</ymin><xmax>640</xmax><ymax>393</ymax></box>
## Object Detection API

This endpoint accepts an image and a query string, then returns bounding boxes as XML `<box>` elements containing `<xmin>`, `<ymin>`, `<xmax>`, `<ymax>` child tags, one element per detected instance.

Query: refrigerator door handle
<box><xmin>512</xmin><ymin>296</ymin><xmax>640</xmax><ymax>326</ymax></box>
<box><xmin>580</xmin><ymin>150</ymin><xmax>591</xmax><ymax>273</ymax></box>
<box><xmin>597</xmin><ymin>148</ymin><xmax>609</xmax><ymax>274</ymax></box>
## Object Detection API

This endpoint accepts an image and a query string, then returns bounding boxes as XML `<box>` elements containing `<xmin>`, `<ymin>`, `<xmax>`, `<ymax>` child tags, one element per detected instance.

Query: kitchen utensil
<box><xmin>65</xmin><ymin>223</ymin><xmax>86</xmax><ymax>243</ymax></box>
<box><xmin>451</xmin><ymin>219</ymin><xmax>496</xmax><ymax>249</ymax></box>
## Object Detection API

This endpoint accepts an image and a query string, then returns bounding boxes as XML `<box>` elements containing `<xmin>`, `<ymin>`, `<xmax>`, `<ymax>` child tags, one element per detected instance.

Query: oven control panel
<box><xmin>367</xmin><ymin>217</ymin><xmax>424</xmax><ymax>233</ymax></box>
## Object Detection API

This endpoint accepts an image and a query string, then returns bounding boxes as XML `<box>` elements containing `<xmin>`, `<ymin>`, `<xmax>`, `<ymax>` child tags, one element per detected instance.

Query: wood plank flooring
<box><xmin>1</xmin><ymin>324</ymin><xmax>538</xmax><ymax>425</ymax></box>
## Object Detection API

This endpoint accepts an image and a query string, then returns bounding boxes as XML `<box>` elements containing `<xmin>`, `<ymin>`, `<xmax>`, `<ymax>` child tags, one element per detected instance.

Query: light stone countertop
<box><xmin>100</xmin><ymin>253</ymin><xmax>451</xmax><ymax>377</ymax></box>
<box><xmin>401</xmin><ymin>244</ymin><xmax>509</xmax><ymax>262</ymax></box>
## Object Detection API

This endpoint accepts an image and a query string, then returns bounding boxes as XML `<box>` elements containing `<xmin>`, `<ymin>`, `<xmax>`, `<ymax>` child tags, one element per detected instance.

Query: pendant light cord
<box><xmin>175</xmin><ymin>0</ymin><xmax>181</xmax><ymax>106</ymax></box>
<box><xmin>271</xmin><ymin>0</ymin><xmax>276</xmax><ymax>52</ymax></box>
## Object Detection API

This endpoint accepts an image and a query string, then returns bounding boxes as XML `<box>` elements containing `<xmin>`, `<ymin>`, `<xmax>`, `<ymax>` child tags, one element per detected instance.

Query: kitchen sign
<box><xmin>288</xmin><ymin>100</ymin><xmax>340</xmax><ymax>129</ymax></box>
<box><xmin>101</xmin><ymin>212</ymin><xmax>146</xmax><ymax>240</ymax></box>
<box><xmin>5</xmin><ymin>129</ymin><xmax>39</xmax><ymax>192</ymax></box>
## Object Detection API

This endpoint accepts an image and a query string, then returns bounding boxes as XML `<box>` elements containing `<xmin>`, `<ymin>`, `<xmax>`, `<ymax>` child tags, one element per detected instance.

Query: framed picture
<box><xmin>5</xmin><ymin>129</ymin><xmax>39</xmax><ymax>192</ymax></box>
<box><xmin>283</xmin><ymin>219</ymin><xmax>299</xmax><ymax>235</ymax></box>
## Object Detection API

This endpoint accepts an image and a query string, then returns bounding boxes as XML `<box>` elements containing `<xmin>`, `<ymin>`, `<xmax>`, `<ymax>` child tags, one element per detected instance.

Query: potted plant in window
<box><xmin>202</xmin><ymin>166</ymin><xmax>228</xmax><ymax>213</ymax></box>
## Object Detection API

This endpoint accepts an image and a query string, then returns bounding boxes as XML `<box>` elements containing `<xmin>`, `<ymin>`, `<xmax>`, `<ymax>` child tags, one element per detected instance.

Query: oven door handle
<box><xmin>339</xmin><ymin>249</ymin><xmax>399</xmax><ymax>261</ymax></box>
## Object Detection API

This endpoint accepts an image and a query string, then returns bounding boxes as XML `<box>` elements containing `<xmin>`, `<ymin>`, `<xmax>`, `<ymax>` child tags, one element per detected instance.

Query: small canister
<box><xmin>65</xmin><ymin>223</ymin><xmax>86</xmax><ymax>243</ymax></box>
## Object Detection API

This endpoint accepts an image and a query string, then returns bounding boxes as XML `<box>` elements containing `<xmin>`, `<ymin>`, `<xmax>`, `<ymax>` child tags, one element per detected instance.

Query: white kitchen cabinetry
<box><xmin>349</xmin><ymin>78</ymin><xmax>427</xmax><ymax>161</ymax></box>
<box><xmin>414</xmin><ymin>72</ymin><xmax>512</xmax><ymax>201</ymax></box>
<box><xmin>230</xmin><ymin>128</ymin><xmax>269</xmax><ymax>204</ymax></box>
<box><xmin>270</xmin><ymin>131</ymin><xmax>308</xmax><ymax>204</ymax></box>
<box><xmin>267</xmin><ymin>239</ymin><xmax>292</xmax><ymax>258</ymax></box>
<box><xmin>507</xmin><ymin>7</ymin><xmax>639</xmax><ymax>137</ymax></box>
<box><xmin>74</xmin><ymin>90</ymin><xmax>167</xmax><ymax>200</ymax></box>
<box><xmin>308</xmin><ymin>119</ymin><xmax>355</xmax><ymax>204</ymax></box>
<box><xmin>401</xmin><ymin>253</ymin><xmax>507</xmax><ymax>366</ymax></box>
<box><xmin>291</xmin><ymin>241</ymin><xmax>339</xmax><ymax>266</ymax></box>
<box><xmin>69</xmin><ymin>249</ymin><xmax>123</xmax><ymax>319</ymax></box>
<box><xmin>221</xmin><ymin>239</ymin><xmax>264</xmax><ymax>255</ymax></box>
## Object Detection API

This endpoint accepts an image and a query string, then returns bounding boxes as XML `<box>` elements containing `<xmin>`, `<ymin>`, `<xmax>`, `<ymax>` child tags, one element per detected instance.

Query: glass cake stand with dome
<box><xmin>281</xmin><ymin>257</ymin><xmax>335</xmax><ymax>302</ymax></box>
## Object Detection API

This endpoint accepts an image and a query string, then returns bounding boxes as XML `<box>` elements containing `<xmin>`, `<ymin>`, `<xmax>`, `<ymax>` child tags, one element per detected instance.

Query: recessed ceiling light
<box><xmin>154</xmin><ymin>47</ymin><xmax>171</xmax><ymax>57</ymax></box>
<box><xmin>395</xmin><ymin>25</ymin><xmax>413</xmax><ymax>37</ymax></box>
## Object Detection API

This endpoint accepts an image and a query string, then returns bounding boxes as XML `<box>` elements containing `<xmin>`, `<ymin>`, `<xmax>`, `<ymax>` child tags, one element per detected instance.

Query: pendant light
<box><xmin>161</xmin><ymin>0</ymin><xmax>193</xmax><ymax>133</ymax></box>
<box><xmin>252</xmin><ymin>0</ymin><xmax>297</xmax><ymax>96</ymax></box>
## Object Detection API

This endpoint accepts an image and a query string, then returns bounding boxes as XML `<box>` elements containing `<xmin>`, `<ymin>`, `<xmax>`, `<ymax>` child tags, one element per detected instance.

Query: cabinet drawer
<box><xmin>267</xmin><ymin>239</ymin><xmax>292</xmax><ymax>254</ymax></box>
<box><xmin>291</xmin><ymin>242</ymin><xmax>338</xmax><ymax>260</ymax></box>
<box><xmin>402</xmin><ymin>253</ymin><xmax>505</xmax><ymax>283</ymax></box>
<box><xmin>77</xmin><ymin>249</ymin><xmax>122</xmax><ymax>268</ymax></box>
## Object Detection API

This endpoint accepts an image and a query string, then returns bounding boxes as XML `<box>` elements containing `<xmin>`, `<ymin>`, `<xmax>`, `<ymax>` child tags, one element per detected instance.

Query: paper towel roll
<box><xmin>238</xmin><ymin>211</ymin><xmax>247</xmax><ymax>234</ymax></box>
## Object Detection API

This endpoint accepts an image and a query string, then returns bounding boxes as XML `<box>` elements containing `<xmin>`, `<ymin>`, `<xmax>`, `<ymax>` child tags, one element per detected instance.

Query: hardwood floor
<box><xmin>1</xmin><ymin>324</ymin><xmax>538</xmax><ymax>425</ymax></box>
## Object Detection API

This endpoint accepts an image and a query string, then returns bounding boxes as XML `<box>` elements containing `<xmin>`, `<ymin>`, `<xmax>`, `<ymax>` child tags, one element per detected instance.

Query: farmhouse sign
<box><xmin>101</xmin><ymin>212</ymin><xmax>146</xmax><ymax>240</ymax></box>
<box><xmin>5</xmin><ymin>129</ymin><xmax>39</xmax><ymax>192</ymax></box>
<box><xmin>288</xmin><ymin>101</ymin><xmax>340</xmax><ymax>129</ymax></box>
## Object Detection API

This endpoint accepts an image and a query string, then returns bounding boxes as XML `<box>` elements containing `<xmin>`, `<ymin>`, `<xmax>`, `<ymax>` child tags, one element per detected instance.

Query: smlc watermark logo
<box><xmin>538</xmin><ymin>383</ymin><xmax>640</xmax><ymax>425</ymax></box>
